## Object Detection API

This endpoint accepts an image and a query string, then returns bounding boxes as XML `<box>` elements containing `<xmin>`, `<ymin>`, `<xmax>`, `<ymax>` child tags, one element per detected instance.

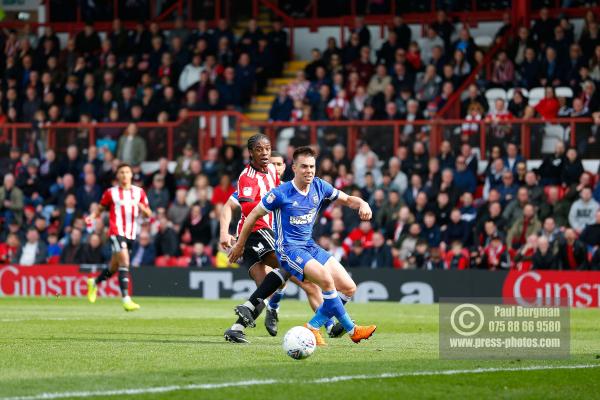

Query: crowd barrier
<box><xmin>2</xmin><ymin>265</ymin><xmax>600</xmax><ymax>308</ymax></box>
<box><xmin>1</xmin><ymin>111</ymin><xmax>594</xmax><ymax>161</ymax></box>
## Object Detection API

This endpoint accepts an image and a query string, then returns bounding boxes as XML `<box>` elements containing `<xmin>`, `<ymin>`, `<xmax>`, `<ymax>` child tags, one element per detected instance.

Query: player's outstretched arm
<box><xmin>335</xmin><ymin>191</ymin><xmax>372</xmax><ymax>221</ymax></box>
<box><xmin>220</xmin><ymin>197</ymin><xmax>239</xmax><ymax>249</ymax></box>
<box><xmin>139</xmin><ymin>202</ymin><xmax>153</xmax><ymax>218</ymax></box>
<box><xmin>86</xmin><ymin>205</ymin><xmax>105</xmax><ymax>222</ymax></box>
<box><xmin>85</xmin><ymin>205</ymin><xmax>105</xmax><ymax>233</ymax></box>
<box><xmin>229</xmin><ymin>204</ymin><xmax>269</xmax><ymax>263</ymax></box>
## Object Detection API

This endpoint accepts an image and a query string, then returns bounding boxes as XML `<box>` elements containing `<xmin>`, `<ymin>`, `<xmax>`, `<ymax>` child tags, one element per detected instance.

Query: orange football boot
<box><xmin>350</xmin><ymin>325</ymin><xmax>377</xmax><ymax>343</ymax></box>
<box><xmin>304</xmin><ymin>323</ymin><xmax>327</xmax><ymax>346</ymax></box>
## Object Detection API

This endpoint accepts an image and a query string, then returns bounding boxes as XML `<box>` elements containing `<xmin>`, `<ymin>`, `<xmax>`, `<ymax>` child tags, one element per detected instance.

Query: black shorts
<box><xmin>242</xmin><ymin>228</ymin><xmax>276</xmax><ymax>270</ymax></box>
<box><xmin>109</xmin><ymin>235</ymin><xmax>134</xmax><ymax>254</ymax></box>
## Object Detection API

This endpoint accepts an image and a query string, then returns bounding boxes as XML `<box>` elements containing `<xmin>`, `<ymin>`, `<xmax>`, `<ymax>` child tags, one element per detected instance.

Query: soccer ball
<box><xmin>282</xmin><ymin>326</ymin><xmax>316</xmax><ymax>360</ymax></box>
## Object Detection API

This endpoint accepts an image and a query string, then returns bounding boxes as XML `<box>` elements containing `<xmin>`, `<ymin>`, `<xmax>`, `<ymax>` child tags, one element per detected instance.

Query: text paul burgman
<box><xmin>494</xmin><ymin>305</ymin><xmax>561</xmax><ymax>318</ymax></box>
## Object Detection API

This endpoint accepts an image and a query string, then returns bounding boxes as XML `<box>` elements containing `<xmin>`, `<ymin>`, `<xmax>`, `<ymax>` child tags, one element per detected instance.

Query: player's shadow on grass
<box><xmin>96</xmin><ymin>331</ymin><xmax>199</xmax><ymax>337</ymax></box>
<box><xmin>28</xmin><ymin>337</ymin><xmax>218</xmax><ymax>345</ymax></box>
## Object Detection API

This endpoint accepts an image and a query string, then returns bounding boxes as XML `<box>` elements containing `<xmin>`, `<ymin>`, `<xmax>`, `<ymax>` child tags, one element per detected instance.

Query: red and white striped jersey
<box><xmin>237</xmin><ymin>163</ymin><xmax>279</xmax><ymax>233</ymax></box>
<box><xmin>100</xmin><ymin>185</ymin><xmax>149</xmax><ymax>240</ymax></box>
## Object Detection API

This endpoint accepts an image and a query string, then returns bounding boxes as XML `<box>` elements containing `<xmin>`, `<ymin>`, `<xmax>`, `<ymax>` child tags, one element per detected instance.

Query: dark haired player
<box><xmin>221</xmin><ymin>151</ymin><xmax>323</xmax><ymax>341</ymax></box>
<box><xmin>230</xmin><ymin>146</ymin><xmax>376</xmax><ymax>345</ymax></box>
<box><xmin>222</xmin><ymin>134</ymin><xmax>284</xmax><ymax>343</ymax></box>
<box><xmin>86</xmin><ymin>164</ymin><xmax>152</xmax><ymax>311</ymax></box>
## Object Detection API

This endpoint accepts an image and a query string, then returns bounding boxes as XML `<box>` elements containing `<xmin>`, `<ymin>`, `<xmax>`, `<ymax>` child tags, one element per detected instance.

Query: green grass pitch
<box><xmin>1</xmin><ymin>297</ymin><xmax>600</xmax><ymax>399</ymax></box>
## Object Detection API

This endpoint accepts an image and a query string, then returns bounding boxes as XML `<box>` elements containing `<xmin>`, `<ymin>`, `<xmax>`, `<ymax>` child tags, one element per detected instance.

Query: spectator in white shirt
<box><xmin>178</xmin><ymin>54</ymin><xmax>204</xmax><ymax>92</ymax></box>
<box><xmin>15</xmin><ymin>228</ymin><xmax>47</xmax><ymax>266</ymax></box>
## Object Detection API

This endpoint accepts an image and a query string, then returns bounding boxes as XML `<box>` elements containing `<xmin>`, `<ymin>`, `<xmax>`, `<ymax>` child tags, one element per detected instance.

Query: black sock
<box><xmin>339</xmin><ymin>291</ymin><xmax>351</xmax><ymax>305</ymax></box>
<box><xmin>118</xmin><ymin>267</ymin><xmax>129</xmax><ymax>297</ymax></box>
<box><xmin>95</xmin><ymin>269</ymin><xmax>113</xmax><ymax>285</ymax></box>
<box><xmin>249</xmin><ymin>270</ymin><xmax>286</xmax><ymax>308</ymax></box>
<box><xmin>253</xmin><ymin>301</ymin><xmax>265</xmax><ymax>319</ymax></box>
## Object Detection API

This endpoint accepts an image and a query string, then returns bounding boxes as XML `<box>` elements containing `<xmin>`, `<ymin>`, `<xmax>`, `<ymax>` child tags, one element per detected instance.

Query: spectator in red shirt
<box><xmin>527</xmin><ymin>87</ymin><xmax>560</xmax><ymax>119</ymax></box>
<box><xmin>0</xmin><ymin>233</ymin><xmax>20</xmax><ymax>264</ymax></box>
<box><xmin>514</xmin><ymin>234</ymin><xmax>538</xmax><ymax>271</ymax></box>
<box><xmin>343</xmin><ymin>221</ymin><xmax>374</xmax><ymax>255</ymax></box>
<box><xmin>444</xmin><ymin>241</ymin><xmax>470</xmax><ymax>270</ymax></box>
<box><xmin>482</xmin><ymin>234</ymin><xmax>511</xmax><ymax>270</ymax></box>
<box><xmin>406</xmin><ymin>42</ymin><xmax>422</xmax><ymax>72</ymax></box>
<box><xmin>211</xmin><ymin>174</ymin><xmax>235</xmax><ymax>206</ymax></box>
<box><xmin>557</xmin><ymin>228</ymin><xmax>588</xmax><ymax>269</ymax></box>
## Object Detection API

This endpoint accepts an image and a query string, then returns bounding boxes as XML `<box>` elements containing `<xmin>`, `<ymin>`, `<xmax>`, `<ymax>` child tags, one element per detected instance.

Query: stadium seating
<box><xmin>555</xmin><ymin>87</ymin><xmax>574</xmax><ymax>98</ymax></box>
<box><xmin>485</xmin><ymin>88</ymin><xmax>508</xmax><ymax>104</ymax></box>
<box><xmin>541</xmin><ymin>124</ymin><xmax>566</xmax><ymax>154</ymax></box>
<box><xmin>506</xmin><ymin>88</ymin><xmax>528</xmax><ymax>100</ymax></box>
<box><xmin>527</xmin><ymin>87</ymin><xmax>546</xmax><ymax>106</ymax></box>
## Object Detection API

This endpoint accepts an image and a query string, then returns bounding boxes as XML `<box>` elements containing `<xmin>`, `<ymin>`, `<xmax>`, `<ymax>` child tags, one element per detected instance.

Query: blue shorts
<box><xmin>276</xmin><ymin>242</ymin><xmax>332</xmax><ymax>281</ymax></box>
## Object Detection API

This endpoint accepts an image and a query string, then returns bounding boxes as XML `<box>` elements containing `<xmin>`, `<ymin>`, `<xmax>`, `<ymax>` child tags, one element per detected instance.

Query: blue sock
<box><xmin>308</xmin><ymin>290</ymin><xmax>339</xmax><ymax>328</ymax></box>
<box><xmin>323</xmin><ymin>292</ymin><xmax>350</xmax><ymax>330</ymax></box>
<box><xmin>319</xmin><ymin>290</ymin><xmax>340</xmax><ymax>317</ymax></box>
<box><xmin>268</xmin><ymin>288</ymin><xmax>285</xmax><ymax>310</ymax></box>
<box><xmin>338</xmin><ymin>312</ymin><xmax>355</xmax><ymax>333</ymax></box>
<box><xmin>310</xmin><ymin>290</ymin><xmax>355</xmax><ymax>333</ymax></box>
<box><xmin>308</xmin><ymin>305</ymin><xmax>330</xmax><ymax>329</ymax></box>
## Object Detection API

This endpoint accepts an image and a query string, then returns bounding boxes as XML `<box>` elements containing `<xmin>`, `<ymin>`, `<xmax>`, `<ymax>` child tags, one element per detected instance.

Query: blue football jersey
<box><xmin>260</xmin><ymin>177</ymin><xmax>339</xmax><ymax>249</ymax></box>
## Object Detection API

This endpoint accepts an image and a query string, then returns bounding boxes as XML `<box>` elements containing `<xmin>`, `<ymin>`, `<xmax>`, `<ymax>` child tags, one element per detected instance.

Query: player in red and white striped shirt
<box><xmin>220</xmin><ymin>135</ymin><xmax>283</xmax><ymax>342</ymax></box>
<box><xmin>85</xmin><ymin>164</ymin><xmax>152</xmax><ymax>312</ymax></box>
<box><xmin>235</xmin><ymin>135</ymin><xmax>280</xmax><ymax>279</ymax></box>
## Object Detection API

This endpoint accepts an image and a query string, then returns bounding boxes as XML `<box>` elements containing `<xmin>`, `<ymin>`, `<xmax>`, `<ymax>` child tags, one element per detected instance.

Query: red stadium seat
<box><xmin>174</xmin><ymin>256</ymin><xmax>191</xmax><ymax>267</ymax></box>
<box><xmin>47</xmin><ymin>256</ymin><xmax>61</xmax><ymax>264</ymax></box>
<box><xmin>181</xmin><ymin>245</ymin><xmax>194</xmax><ymax>257</ymax></box>
<box><xmin>543</xmin><ymin>185</ymin><xmax>566</xmax><ymax>201</ymax></box>
<box><xmin>508</xmin><ymin>249</ymin><xmax>518</xmax><ymax>269</ymax></box>
<box><xmin>473</xmin><ymin>184</ymin><xmax>484</xmax><ymax>200</ymax></box>
<box><xmin>155</xmin><ymin>256</ymin><xmax>172</xmax><ymax>267</ymax></box>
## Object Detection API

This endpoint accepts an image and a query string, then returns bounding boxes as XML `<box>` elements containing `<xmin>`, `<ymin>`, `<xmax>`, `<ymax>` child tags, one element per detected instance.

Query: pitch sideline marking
<box><xmin>2</xmin><ymin>364</ymin><xmax>598</xmax><ymax>400</ymax></box>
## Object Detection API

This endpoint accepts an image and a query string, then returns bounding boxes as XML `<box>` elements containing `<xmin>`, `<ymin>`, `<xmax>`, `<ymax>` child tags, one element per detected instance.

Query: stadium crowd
<box><xmin>0</xmin><ymin>16</ymin><xmax>289</xmax><ymax>125</ymax></box>
<box><xmin>1</xmin><ymin>9</ymin><xmax>600</xmax><ymax>270</ymax></box>
<box><xmin>269</xmin><ymin>8</ymin><xmax>600</xmax><ymax>156</ymax></box>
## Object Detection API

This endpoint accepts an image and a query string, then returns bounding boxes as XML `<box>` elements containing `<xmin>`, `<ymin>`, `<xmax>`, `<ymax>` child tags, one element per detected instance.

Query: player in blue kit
<box><xmin>229</xmin><ymin>147</ymin><xmax>377</xmax><ymax>345</ymax></box>
<box><xmin>220</xmin><ymin>151</ymin><xmax>323</xmax><ymax>341</ymax></box>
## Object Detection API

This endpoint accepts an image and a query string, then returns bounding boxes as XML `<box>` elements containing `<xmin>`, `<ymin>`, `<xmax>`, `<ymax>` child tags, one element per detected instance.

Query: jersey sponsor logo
<box><xmin>289</xmin><ymin>209</ymin><xmax>317</xmax><ymax>225</ymax></box>
<box><xmin>266</xmin><ymin>193</ymin><xmax>275</xmax><ymax>204</ymax></box>
<box><xmin>242</xmin><ymin>187</ymin><xmax>253</xmax><ymax>197</ymax></box>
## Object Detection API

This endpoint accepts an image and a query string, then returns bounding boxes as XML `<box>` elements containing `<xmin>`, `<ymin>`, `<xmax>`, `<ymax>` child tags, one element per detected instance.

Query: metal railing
<box><xmin>1</xmin><ymin>112</ymin><xmax>594</xmax><ymax>161</ymax></box>
<box><xmin>0</xmin><ymin>1</ymin><xmax>590</xmax><ymax>38</ymax></box>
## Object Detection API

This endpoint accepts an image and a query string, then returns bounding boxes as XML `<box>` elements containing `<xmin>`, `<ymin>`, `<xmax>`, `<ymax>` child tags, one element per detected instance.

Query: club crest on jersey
<box><xmin>296</xmin><ymin>256</ymin><xmax>303</xmax><ymax>264</ymax></box>
<box><xmin>266</xmin><ymin>193</ymin><xmax>275</xmax><ymax>204</ymax></box>
<box><xmin>312</xmin><ymin>194</ymin><xmax>318</xmax><ymax>204</ymax></box>
<box><xmin>242</xmin><ymin>187</ymin><xmax>252</xmax><ymax>197</ymax></box>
